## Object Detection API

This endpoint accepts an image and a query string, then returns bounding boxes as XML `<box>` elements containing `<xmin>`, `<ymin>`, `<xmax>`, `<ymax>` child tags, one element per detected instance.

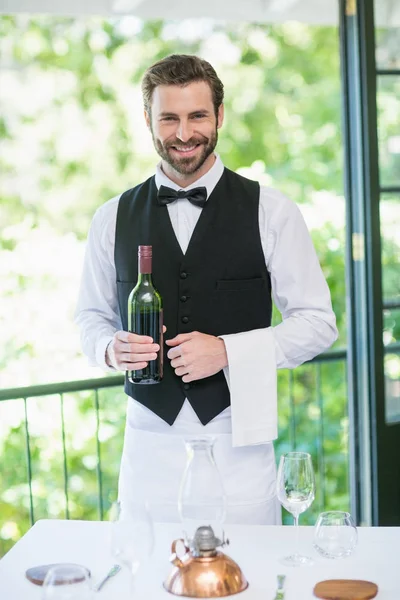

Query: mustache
<box><xmin>165</xmin><ymin>136</ymin><xmax>208</xmax><ymax>149</ymax></box>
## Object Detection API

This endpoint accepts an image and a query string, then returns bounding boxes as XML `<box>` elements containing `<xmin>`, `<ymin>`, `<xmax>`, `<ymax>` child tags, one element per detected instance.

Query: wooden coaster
<box><xmin>25</xmin><ymin>564</ymin><xmax>91</xmax><ymax>586</ymax></box>
<box><xmin>313</xmin><ymin>579</ymin><xmax>378</xmax><ymax>600</ymax></box>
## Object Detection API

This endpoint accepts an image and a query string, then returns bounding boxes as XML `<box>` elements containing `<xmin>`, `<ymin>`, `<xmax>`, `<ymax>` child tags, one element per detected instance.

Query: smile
<box><xmin>170</xmin><ymin>144</ymin><xmax>201</xmax><ymax>155</ymax></box>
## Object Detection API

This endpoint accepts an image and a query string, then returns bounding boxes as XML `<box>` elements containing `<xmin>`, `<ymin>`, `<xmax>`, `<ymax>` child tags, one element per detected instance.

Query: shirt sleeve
<box><xmin>223</xmin><ymin>186</ymin><xmax>338</xmax><ymax>368</ymax></box>
<box><xmin>263</xmin><ymin>187</ymin><xmax>338</xmax><ymax>367</ymax></box>
<box><xmin>74</xmin><ymin>196</ymin><xmax>122</xmax><ymax>371</ymax></box>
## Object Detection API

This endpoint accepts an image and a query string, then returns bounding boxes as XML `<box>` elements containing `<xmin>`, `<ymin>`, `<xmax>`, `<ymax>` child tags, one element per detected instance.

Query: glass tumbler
<box><xmin>314</xmin><ymin>511</ymin><xmax>358</xmax><ymax>559</ymax></box>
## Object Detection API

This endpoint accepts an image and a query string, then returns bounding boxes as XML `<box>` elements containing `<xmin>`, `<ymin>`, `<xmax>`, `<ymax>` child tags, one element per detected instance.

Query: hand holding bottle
<box><xmin>106</xmin><ymin>330</ymin><xmax>162</xmax><ymax>371</ymax></box>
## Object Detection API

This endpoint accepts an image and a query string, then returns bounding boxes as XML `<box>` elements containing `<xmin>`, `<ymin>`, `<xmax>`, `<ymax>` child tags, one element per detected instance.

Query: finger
<box><xmin>120</xmin><ymin>361</ymin><xmax>148</xmax><ymax>371</ymax></box>
<box><xmin>115</xmin><ymin>340</ymin><xmax>159</xmax><ymax>354</ymax></box>
<box><xmin>163</xmin><ymin>325</ymin><xmax>167</xmax><ymax>333</ymax></box>
<box><xmin>170</xmin><ymin>357</ymin><xmax>186</xmax><ymax>368</ymax></box>
<box><xmin>116</xmin><ymin>352</ymin><xmax>157</xmax><ymax>365</ymax></box>
<box><xmin>121</xmin><ymin>343</ymin><xmax>160</xmax><ymax>354</ymax></box>
<box><xmin>182</xmin><ymin>373</ymin><xmax>194</xmax><ymax>382</ymax></box>
<box><xmin>128</xmin><ymin>352</ymin><xmax>158</xmax><ymax>362</ymax></box>
<box><xmin>117</xmin><ymin>330</ymin><xmax>154</xmax><ymax>344</ymax></box>
<box><xmin>167</xmin><ymin>345</ymin><xmax>183</xmax><ymax>360</ymax></box>
<box><xmin>165</xmin><ymin>333</ymin><xmax>193</xmax><ymax>346</ymax></box>
<box><xmin>174</xmin><ymin>366</ymin><xmax>190</xmax><ymax>377</ymax></box>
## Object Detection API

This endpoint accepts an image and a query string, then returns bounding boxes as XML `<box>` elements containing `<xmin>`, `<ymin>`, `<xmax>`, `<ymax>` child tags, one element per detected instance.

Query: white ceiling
<box><xmin>0</xmin><ymin>0</ymin><xmax>399</xmax><ymax>26</ymax></box>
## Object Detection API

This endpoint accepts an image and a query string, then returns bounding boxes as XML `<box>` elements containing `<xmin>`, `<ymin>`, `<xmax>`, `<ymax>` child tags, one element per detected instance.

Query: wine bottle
<box><xmin>128</xmin><ymin>245</ymin><xmax>163</xmax><ymax>384</ymax></box>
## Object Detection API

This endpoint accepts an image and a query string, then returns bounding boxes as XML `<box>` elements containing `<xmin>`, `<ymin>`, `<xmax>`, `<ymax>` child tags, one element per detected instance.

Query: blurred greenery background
<box><xmin>0</xmin><ymin>14</ymin><xmax>399</xmax><ymax>557</ymax></box>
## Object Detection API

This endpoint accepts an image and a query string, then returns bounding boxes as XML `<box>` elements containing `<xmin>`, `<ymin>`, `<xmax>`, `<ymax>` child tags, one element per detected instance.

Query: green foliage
<box><xmin>0</xmin><ymin>386</ymin><xmax>126</xmax><ymax>556</ymax></box>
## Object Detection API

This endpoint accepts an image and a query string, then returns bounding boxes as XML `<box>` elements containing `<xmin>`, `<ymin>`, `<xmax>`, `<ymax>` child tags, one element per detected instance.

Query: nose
<box><xmin>176</xmin><ymin>119</ymin><xmax>193</xmax><ymax>143</ymax></box>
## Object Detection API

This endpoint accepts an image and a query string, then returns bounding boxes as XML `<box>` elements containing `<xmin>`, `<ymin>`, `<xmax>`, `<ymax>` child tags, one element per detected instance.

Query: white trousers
<box><xmin>118</xmin><ymin>409</ymin><xmax>281</xmax><ymax>526</ymax></box>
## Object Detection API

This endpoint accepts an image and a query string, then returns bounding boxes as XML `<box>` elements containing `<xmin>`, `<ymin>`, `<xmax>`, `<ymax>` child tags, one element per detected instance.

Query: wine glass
<box><xmin>276</xmin><ymin>451</ymin><xmax>315</xmax><ymax>566</ymax></box>
<box><xmin>314</xmin><ymin>511</ymin><xmax>358</xmax><ymax>558</ymax></box>
<box><xmin>42</xmin><ymin>564</ymin><xmax>93</xmax><ymax>599</ymax></box>
<box><xmin>109</xmin><ymin>500</ymin><xmax>154</xmax><ymax>596</ymax></box>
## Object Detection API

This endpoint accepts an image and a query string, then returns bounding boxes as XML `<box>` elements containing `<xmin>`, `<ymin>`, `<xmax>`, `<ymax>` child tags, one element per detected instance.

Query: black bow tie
<box><xmin>157</xmin><ymin>185</ymin><xmax>208</xmax><ymax>208</ymax></box>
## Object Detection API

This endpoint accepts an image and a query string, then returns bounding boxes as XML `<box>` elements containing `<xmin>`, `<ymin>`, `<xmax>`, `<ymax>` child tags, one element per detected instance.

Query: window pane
<box><xmin>380</xmin><ymin>195</ymin><xmax>400</xmax><ymax>303</ymax></box>
<box><xmin>375</xmin><ymin>28</ymin><xmax>400</xmax><ymax>69</ymax></box>
<box><xmin>377</xmin><ymin>77</ymin><xmax>400</xmax><ymax>187</ymax></box>
<box><xmin>383</xmin><ymin>308</ymin><xmax>400</xmax><ymax>425</ymax></box>
<box><xmin>375</xmin><ymin>0</ymin><xmax>400</xmax><ymax>69</ymax></box>
<box><xmin>276</xmin><ymin>359</ymin><xmax>349</xmax><ymax>523</ymax></box>
<box><xmin>383</xmin><ymin>307</ymin><xmax>400</xmax><ymax>346</ymax></box>
<box><xmin>385</xmin><ymin>353</ymin><xmax>400</xmax><ymax>424</ymax></box>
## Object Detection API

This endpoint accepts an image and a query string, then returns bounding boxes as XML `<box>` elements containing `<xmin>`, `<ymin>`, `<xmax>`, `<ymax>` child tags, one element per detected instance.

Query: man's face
<box><xmin>145</xmin><ymin>81</ymin><xmax>224</xmax><ymax>180</ymax></box>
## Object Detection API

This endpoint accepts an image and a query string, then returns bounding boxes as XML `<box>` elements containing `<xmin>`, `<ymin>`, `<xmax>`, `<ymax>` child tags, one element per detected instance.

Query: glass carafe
<box><xmin>178</xmin><ymin>436</ymin><xmax>226</xmax><ymax>547</ymax></box>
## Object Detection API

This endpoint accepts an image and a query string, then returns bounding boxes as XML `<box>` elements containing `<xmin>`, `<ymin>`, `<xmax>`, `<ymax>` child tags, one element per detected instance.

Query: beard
<box><xmin>151</xmin><ymin>128</ymin><xmax>218</xmax><ymax>176</ymax></box>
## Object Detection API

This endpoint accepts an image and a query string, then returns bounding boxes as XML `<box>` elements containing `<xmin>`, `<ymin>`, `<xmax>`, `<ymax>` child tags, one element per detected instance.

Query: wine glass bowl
<box><xmin>314</xmin><ymin>511</ymin><xmax>358</xmax><ymax>559</ymax></box>
<box><xmin>276</xmin><ymin>451</ymin><xmax>315</xmax><ymax>567</ymax></box>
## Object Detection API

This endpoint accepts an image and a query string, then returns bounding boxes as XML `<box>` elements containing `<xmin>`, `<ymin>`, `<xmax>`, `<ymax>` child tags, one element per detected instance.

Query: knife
<box><xmin>273</xmin><ymin>574</ymin><xmax>286</xmax><ymax>600</ymax></box>
<box><xmin>93</xmin><ymin>564</ymin><xmax>121</xmax><ymax>592</ymax></box>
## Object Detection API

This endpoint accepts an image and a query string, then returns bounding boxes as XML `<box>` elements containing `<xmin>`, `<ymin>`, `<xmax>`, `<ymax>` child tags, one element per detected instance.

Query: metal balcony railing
<box><xmin>0</xmin><ymin>349</ymin><xmax>350</xmax><ymax>535</ymax></box>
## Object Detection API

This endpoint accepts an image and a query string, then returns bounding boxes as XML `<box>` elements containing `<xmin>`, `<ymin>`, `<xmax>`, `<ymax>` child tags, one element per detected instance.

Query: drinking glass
<box><xmin>314</xmin><ymin>511</ymin><xmax>358</xmax><ymax>558</ymax></box>
<box><xmin>110</xmin><ymin>500</ymin><xmax>154</xmax><ymax>595</ymax></box>
<box><xmin>276</xmin><ymin>451</ymin><xmax>315</xmax><ymax>566</ymax></box>
<box><xmin>42</xmin><ymin>564</ymin><xmax>93</xmax><ymax>599</ymax></box>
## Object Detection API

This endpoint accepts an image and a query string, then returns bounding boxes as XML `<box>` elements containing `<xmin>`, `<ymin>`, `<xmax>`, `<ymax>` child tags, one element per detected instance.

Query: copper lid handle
<box><xmin>170</xmin><ymin>538</ymin><xmax>189</xmax><ymax>568</ymax></box>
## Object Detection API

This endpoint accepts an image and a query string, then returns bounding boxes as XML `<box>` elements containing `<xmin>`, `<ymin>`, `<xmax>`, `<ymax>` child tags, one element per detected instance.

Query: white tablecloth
<box><xmin>0</xmin><ymin>519</ymin><xmax>399</xmax><ymax>599</ymax></box>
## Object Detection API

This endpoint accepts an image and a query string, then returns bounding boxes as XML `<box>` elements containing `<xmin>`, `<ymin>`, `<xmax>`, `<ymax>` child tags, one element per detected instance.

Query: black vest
<box><xmin>115</xmin><ymin>167</ymin><xmax>272</xmax><ymax>425</ymax></box>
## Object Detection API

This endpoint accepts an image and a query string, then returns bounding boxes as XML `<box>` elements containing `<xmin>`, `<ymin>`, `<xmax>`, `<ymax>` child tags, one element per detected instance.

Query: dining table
<box><xmin>0</xmin><ymin>519</ymin><xmax>399</xmax><ymax>599</ymax></box>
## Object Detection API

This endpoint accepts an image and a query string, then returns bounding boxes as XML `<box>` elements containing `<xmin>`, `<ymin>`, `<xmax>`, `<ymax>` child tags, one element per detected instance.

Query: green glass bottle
<box><xmin>128</xmin><ymin>245</ymin><xmax>163</xmax><ymax>384</ymax></box>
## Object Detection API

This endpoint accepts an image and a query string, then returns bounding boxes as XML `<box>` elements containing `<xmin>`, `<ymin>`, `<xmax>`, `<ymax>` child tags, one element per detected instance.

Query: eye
<box><xmin>161</xmin><ymin>116</ymin><xmax>177</xmax><ymax>122</ymax></box>
<box><xmin>192</xmin><ymin>113</ymin><xmax>206</xmax><ymax>119</ymax></box>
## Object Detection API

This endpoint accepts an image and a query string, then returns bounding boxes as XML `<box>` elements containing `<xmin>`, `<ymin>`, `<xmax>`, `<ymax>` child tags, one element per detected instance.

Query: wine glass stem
<box><xmin>129</xmin><ymin>569</ymin><xmax>135</xmax><ymax>597</ymax></box>
<box><xmin>294</xmin><ymin>514</ymin><xmax>300</xmax><ymax>556</ymax></box>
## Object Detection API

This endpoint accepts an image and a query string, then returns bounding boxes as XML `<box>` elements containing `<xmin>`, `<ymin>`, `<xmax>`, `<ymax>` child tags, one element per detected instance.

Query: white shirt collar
<box><xmin>155</xmin><ymin>153</ymin><xmax>224</xmax><ymax>200</ymax></box>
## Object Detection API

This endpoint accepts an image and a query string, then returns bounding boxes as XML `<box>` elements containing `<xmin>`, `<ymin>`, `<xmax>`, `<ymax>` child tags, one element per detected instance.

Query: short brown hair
<box><xmin>141</xmin><ymin>54</ymin><xmax>224</xmax><ymax>116</ymax></box>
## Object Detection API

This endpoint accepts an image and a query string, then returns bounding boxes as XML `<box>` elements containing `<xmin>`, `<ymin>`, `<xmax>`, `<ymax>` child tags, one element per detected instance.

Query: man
<box><xmin>75</xmin><ymin>54</ymin><xmax>338</xmax><ymax>525</ymax></box>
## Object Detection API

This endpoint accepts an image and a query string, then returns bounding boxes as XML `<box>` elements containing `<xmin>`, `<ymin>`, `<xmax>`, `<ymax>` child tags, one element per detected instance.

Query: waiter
<box><xmin>75</xmin><ymin>54</ymin><xmax>338</xmax><ymax>525</ymax></box>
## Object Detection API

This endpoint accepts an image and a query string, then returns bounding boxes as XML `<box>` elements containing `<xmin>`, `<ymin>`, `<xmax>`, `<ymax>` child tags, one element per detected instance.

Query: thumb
<box><xmin>165</xmin><ymin>333</ymin><xmax>192</xmax><ymax>346</ymax></box>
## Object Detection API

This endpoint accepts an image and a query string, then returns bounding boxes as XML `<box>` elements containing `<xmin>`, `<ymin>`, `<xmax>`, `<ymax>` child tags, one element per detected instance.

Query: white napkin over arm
<box><xmin>220</xmin><ymin>327</ymin><xmax>277</xmax><ymax>448</ymax></box>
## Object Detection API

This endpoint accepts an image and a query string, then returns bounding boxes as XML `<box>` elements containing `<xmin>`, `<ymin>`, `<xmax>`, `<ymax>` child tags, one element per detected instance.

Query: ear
<box><xmin>217</xmin><ymin>103</ymin><xmax>224</xmax><ymax>129</ymax></box>
<box><xmin>144</xmin><ymin>110</ymin><xmax>151</xmax><ymax>129</ymax></box>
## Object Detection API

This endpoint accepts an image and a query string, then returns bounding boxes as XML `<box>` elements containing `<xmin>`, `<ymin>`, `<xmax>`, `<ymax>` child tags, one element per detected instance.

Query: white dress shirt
<box><xmin>75</xmin><ymin>154</ymin><xmax>338</xmax><ymax>446</ymax></box>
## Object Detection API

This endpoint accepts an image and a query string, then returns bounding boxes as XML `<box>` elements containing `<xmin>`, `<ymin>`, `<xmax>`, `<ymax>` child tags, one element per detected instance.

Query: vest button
<box><xmin>180</xmin><ymin>295</ymin><xmax>188</xmax><ymax>302</ymax></box>
<box><xmin>181</xmin><ymin>316</ymin><xmax>189</xmax><ymax>324</ymax></box>
<box><xmin>180</xmin><ymin>271</ymin><xmax>188</xmax><ymax>279</ymax></box>
<box><xmin>183</xmin><ymin>383</ymin><xmax>190</xmax><ymax>390</ymax></box>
